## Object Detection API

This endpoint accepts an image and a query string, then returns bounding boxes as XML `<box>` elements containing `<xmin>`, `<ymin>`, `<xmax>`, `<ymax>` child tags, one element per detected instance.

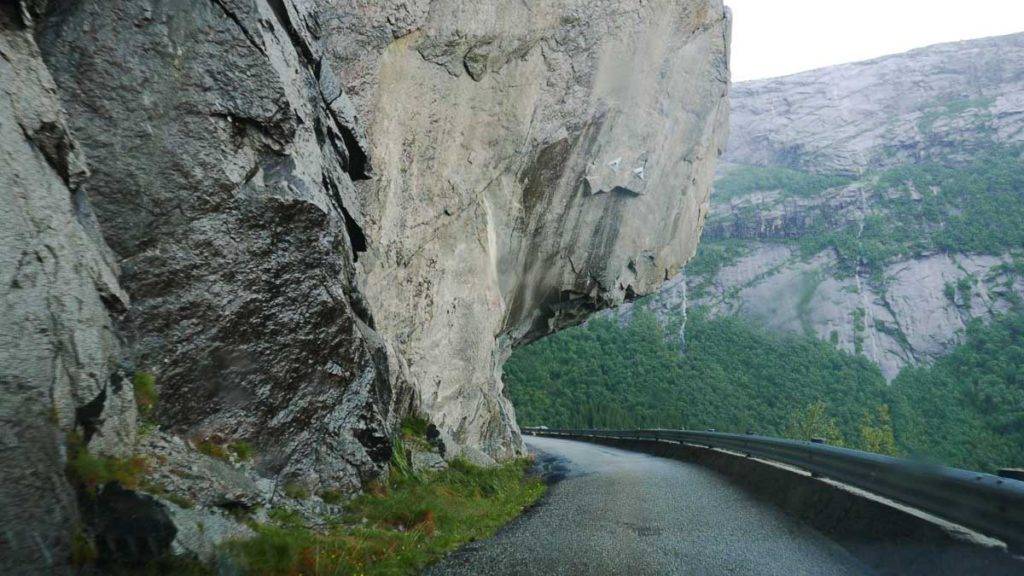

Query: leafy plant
<box><xmin>784</xmin><ymin>401</ymin><xmax>845</xmax><ymax>446</ymax></box>
<box><xmin>858</xmin><ymin>405</ymin><xmax>898</xmax><ymax>456</ymax></box>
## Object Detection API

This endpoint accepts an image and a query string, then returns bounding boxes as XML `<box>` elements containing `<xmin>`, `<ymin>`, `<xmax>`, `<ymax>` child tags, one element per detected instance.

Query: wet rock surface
<box><xmin>1</xmin><ymin>0</ymin><xmax>729</xmax><ymax>571</ymax></box>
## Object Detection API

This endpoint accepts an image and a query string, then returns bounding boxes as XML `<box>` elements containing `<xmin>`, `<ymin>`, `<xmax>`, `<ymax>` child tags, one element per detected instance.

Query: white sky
<box><xmin>727</xmin><ymin>0</ymin><xmax>1024</xmax><ymax>82</ymax></box>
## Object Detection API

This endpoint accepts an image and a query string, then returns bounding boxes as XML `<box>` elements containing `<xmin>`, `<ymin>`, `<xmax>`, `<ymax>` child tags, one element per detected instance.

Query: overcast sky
<box><xmin>727</xmin><ymin>0</ymin><xmax>1024</xmax><ymax>82</ymax></box>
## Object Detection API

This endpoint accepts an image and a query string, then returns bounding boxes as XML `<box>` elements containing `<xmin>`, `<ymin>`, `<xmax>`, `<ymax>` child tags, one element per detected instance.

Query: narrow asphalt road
<box><xmin>428</xmin><ymin>436</ymin><xmax>871</xmax><ymax>576</ymax></box>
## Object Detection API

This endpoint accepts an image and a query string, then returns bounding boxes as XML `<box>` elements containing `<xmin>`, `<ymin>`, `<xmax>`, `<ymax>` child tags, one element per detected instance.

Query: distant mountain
<box><xmin>726</xmin><ymin>32</ymin><xmax>1024</xmax><ymax>174</ymax></box>
<box><xmin>677</xmin><ymin>32</ymin><xmax>1024</xmax><ymax>379</ymax></box>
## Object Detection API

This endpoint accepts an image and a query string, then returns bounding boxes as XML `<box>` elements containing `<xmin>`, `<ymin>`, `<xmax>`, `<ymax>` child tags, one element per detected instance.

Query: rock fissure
<box><xmin>209</xmin><ymin>0</ymin><xmax>267</xmax><ymax>57</ymax></box>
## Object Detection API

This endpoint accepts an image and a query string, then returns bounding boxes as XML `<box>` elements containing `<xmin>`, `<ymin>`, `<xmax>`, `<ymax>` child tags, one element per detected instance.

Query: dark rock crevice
<box><xmin>209</xmin><ymin>0</ymin><xmax>267</xmax><ymax>57</ymax></box>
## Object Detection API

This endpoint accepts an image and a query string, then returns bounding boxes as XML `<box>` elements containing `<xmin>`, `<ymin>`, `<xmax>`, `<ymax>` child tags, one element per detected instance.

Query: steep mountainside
<box><xmin>505</xmin><ymin>32</ymin><xmax>1024</xmax><ymax>486</ymax></box>
<box><xmin>680</xmin><ymin>33</ymin><xmax>1024</xmax><ymax>380</ymax></box>
<box><xmin>0</xmin><ymin>0</ymin><xmax>728</xmax><ymax>571</ymax></box>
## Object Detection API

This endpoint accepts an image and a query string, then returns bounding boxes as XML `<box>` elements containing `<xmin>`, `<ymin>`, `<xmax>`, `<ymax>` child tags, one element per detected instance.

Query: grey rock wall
<box><xmin>1</xmin><ymin>0</ymin><xmax>729</xmax><ymax>570</ymax></box>
<box><xmin>357</xmin><ymin>0</ymin><xmax>730</xmax><ymax>457</ymax></box>
<box><xmin>687</xmin><ymin>245</ymin><xmax>1023</xmax><ymax>380</ymax></box>
<box><xmin>1</xmin><ymin>5</ymin><xmax>132</xmax><ymax>571</ymax></box>
<box><xmin>628</xmin><ymin>33</ymin><xmax>1024</xmax><ymax>382</ymax></box>
<box><xmin>725</xmin><ymin>32</ymin><xmax>1024</xmax><ymax>174</ymax></box>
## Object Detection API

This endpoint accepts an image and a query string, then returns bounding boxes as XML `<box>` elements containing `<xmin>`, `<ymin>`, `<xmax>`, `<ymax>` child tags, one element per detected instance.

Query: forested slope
<box><xmin>507</xmin><ymin>306</ymin><xmax>1024</xmax><ymax>471</ymax></box>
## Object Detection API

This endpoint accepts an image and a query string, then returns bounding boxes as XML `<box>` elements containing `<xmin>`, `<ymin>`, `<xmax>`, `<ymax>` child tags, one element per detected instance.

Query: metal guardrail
<box><xmin>523</xmin><ymin>427</ymin><xmax>1024</xmax><ymax>552</ymax></box>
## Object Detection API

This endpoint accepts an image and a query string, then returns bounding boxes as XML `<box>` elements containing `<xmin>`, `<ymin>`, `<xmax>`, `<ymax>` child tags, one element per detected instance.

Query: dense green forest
<box><xmin>506</xmin><ymin>307</ymin><xmax>1024</xmax><ymax>471</ymax></box>
<box><xmin>889</xmin><ymin>312</ymin><xmax>1024</xmax><ymax>471</ymax></box>
<box><xmin>806</xmin><ymin>147</ymin><xmax>1024</xmax><ymax>275</ymax></box>
<box><xmin>715</xmin><ymin>164</ymin><xmax>855</xmax><ymax>203</ymax></box>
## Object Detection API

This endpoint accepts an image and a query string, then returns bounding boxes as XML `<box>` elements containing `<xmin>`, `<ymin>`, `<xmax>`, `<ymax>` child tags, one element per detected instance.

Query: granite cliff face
<box><xmin>642</xmin><ymin>33</ymin><xmax>1024</xmax><ymax>381</ymax></box>
<box><xmin>725</xmin><ymin>32</ymin><xmax>1024</xmax><ymax>174</ymax></box>
<box><xmin>1</xmin><ymin>0</ymin><xmax>729</xmax><ymax>570</ymax></box>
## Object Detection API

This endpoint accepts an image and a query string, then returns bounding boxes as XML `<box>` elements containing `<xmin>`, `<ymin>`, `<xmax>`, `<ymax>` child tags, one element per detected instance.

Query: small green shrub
<box><xmin>944</xmin><ymin>281</ymin><xmax>957</xmax><ymax>303</ymax></box>
<box><xmin>194</xmin><ymin>439</ymin><xmax>229</xmax><ymax>461</ymax></box>
<box><xmin>282</xmin><ymin>482</ymin><xmax>311</xmax><ymax>500</ymax></box>
<box><xmin>66</xmin><ymin>433</ymin><xmax>147</xmax><ymax>494</ymax></box>
<box><xmin>132</xmin><ymin>372</ymin><xmax>158</xmax><ymax>419</ymax></box>
<box><xmin>319</xmin><ymin>489</ymin><xmax>346</xmax><ymax>505</ymax></box>
<box><xmin>400</xmin><ymin>414</ymin><xmax>430</xmax><ymax>439</ymax></box>
<box><xmin>228</xmin><ymin>441</ymin><xmax>253</xmax><ymax>461</ymax></box>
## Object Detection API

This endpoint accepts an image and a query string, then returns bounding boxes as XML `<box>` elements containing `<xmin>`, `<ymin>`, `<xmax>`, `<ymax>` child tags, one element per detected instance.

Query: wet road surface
<box><xmin>428</xmin><ymin>436</ymin><xmax>871</xmax><ymax>576</ymax></box>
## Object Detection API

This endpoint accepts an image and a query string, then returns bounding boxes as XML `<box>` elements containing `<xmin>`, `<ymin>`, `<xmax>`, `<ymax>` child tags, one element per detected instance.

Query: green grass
<box><xmin>229</xmin><ymin>441</ymin><xmax>254</xmax><ymax>461</ymax></box>
<box><xmin>227</xmin><ymin>457</ymin><xmax>545</xmax><ymax>575</ymax></box>
<box><xmin>194</xmin><ymin>438</ymin><xmax>253</xmax><ymax>462</ymax></box>
<box><xmin>917</xmin><ymin>96</ymin><xmax>994</xmax><ymax>134</ymax></box>
<box><xmin>195</xmin><ymin>439</ymin><xmax>230</xmax><ymax>461</ymax></box>
<box><xmin>65</xmin><ymin>437</ymin><xmax>149</xmax><ymax>494</ymax></box>
<box><xmin>400</xmin><ymin>415</ymin><xmax>430</xmax><ymax>439</ymax></box>
<box><xmin>282</xmin><ymin>482</ymin><xmax>311</xmax><ymax>500</ymax></box>
<box><xmin>132</xmin><ymin>372</ymin><xmax>158</xmax><ymax>420</ymax></box>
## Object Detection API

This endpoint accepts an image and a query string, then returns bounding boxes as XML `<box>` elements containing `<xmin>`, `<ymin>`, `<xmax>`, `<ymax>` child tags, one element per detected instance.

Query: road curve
<box><xmin>428</xmin><ymin>436</ymin><xmax>871</xmax><ymax>576</ymax></box>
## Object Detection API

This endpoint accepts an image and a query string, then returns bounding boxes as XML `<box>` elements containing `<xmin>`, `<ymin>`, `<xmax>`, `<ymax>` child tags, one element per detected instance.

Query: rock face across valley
<box><xmin>0</xmin><ymin>0</ymin><xmax>729</xmax><ymax>570</ymax></box>
<box><xmin>636</xmin><ymin>33</ymin><xmax>1024</xmax><ymax>381</ymax></box>
<box><xmin>726</xmin><ymin>32</ymin><xmax>1024</xmax><ymax>174</ymax></box>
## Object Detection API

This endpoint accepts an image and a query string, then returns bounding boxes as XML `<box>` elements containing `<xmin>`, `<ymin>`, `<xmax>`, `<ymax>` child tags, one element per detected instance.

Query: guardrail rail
<box><xmin>523</xmin><ymin>427</ymin><xmax>1024</xmax><ymax>552</ymax></box>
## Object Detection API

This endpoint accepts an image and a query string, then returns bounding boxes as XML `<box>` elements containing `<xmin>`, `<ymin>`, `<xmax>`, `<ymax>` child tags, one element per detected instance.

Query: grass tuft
<box><xmin>400</xmin><ymin>414</ymin><xmax>430</xmax><ymax>439</ymax></box>
<box><xmin>70</xmin><ymin>524</ymin><xmax>98</xmax><ymax>566</ymax></box>
<box><xmin>132</xmin><ymin>372</ymin><xmax>158</xmax><ymax>420</ymax></box>
<box><xmin>65</xmin><ymin>432</ymin><xmax>148</xmax><ymax>494</ymax></box>
<box><xmin>195</xmin><ymin>438</ymin><xmax>230</xmax><ymax>461</ymax></box>
<box><xmin>229</xmin><ymin>440</ymin><xmax>254</xmax><ymax>461</ymax></box>
<box><xmin>194</xmin><ymin>437</ymin><xmax>254</xmax><ymax>462</ymax></box>
<box><xmin>319</xmin><ymin>489</ymin><xmax>347</xmax><ymax>505</ymax></box>
<box><xmin>282</xmin><ymin>482</ymin><xmax>311</xmax><ymax>500</ymax></box>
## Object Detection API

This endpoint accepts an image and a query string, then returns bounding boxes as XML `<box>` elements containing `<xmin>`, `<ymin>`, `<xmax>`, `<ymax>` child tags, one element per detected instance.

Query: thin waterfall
<box><xmin>678</xmin><ymin>270</ymin><xmax>688</xmax><ymax>354</ymax></box>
